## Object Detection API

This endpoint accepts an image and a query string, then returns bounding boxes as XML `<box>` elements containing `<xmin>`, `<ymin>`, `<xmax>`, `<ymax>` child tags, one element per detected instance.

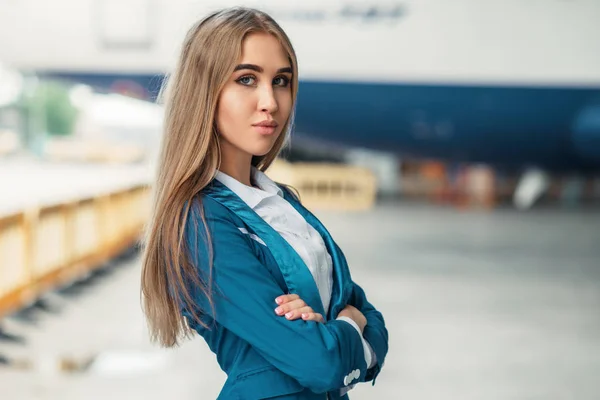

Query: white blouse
<box><xmin>214</xmin><ymin>167</ymin><xmax>376</xmax><ymax>372</ymax></box>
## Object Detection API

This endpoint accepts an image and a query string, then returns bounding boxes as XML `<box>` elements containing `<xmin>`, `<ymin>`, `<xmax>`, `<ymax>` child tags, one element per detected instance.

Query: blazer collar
<box><xmin>278</xmin><ymin>186</ymin><xmax>353</xmax><ymax>320</ymax></box>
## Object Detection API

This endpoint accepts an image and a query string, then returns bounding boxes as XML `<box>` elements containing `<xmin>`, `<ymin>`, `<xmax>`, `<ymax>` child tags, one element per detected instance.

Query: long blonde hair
<box><xmin>141</xmin><ymin>7</ymin><xmax>299</xmax><ymax>347</ymax></box>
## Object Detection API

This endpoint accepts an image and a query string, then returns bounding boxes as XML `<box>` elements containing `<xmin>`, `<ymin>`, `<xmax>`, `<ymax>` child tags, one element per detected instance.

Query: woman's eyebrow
<box><xmin>234</xmin><ymin>64</ymin><xmax>292</xmax><ymax>74</ymax></box>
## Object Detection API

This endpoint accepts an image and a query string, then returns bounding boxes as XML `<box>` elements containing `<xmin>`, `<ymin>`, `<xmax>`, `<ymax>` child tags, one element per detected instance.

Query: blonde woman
<box><xmin>141</xmin><ymin>7</ymin><xmax>388</xmax><ymax>399</ymax></box>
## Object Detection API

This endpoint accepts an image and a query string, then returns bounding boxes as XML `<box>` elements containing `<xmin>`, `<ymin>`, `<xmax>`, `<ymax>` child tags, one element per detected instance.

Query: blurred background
<box><xmin>1</xmin><ymin>0</ymin><xmax>599</xmax><ymax>399</ymax></box>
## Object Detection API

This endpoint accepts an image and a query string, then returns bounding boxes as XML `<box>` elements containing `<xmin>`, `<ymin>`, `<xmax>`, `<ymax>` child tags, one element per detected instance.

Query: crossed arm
<box><xmin>184</xmin><ymin>206</ymin><xmax>372</xmax><ymax>393</ymax></box>
<box><xmin>184</xmin><ymin>201</ymin><xmax>388</xmax><ymax>392</ymax></box>
<box><xmin>274</xmin><ymin>281</ymin><xmax>388</xmax><ymax>390</ymax></box>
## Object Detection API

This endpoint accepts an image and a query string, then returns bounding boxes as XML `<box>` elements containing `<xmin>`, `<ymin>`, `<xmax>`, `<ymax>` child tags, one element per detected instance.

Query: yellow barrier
<box><xmin>266</xmin><ymin>160</ymin><xmax>377</xmax><ymax>211</ymax></box>
<box><xmin>0</xmin><ymin>212</ymin><xmax>32</xmax><ymax>319</ymax></box>
<box><xmin>0</xmin><ymin>160</ymin><xmax>374</xmax><ymax>319</ymax></box>
<box><xmin>0</xmin><ymin>185</ymin><xmax>150</xmax><ymax>319</ymax></box>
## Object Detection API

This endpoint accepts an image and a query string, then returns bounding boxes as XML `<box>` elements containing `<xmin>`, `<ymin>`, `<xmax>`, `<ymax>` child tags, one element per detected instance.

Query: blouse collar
<box><xmin>214</xmin><ymin>166</ymin><xmax>283</xmax><ymax>209</ymax></box>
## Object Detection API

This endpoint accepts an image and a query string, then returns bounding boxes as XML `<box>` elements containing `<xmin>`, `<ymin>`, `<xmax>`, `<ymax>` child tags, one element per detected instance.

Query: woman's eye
<box><xmin>273</xmin><ymin>76</ymin><xmax>290</xmax><ymax>87</ymax></box>
<box><xmin>237</xmin><ymin>75</ymin><xmax>256</xmax><ymax>85</ymax></box>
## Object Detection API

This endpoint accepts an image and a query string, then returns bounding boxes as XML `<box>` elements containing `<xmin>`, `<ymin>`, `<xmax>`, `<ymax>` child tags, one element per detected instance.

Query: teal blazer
<box><xmin>182</xmin><ymin>180</ymin><xmax>388</xmax><ymax>399</ymax></box>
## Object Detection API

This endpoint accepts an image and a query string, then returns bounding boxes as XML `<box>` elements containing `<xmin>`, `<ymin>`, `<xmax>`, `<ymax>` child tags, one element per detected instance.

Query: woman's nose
<box><xmin>258</xmin><ymin>86</ymin><xmax>278</xmax><ymax>114</ymax></box>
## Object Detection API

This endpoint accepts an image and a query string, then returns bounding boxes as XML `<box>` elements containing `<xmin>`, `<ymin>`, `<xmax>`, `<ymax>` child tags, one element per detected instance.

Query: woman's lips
<box><xmin>253</xmin><ymin>125</ymin><xmax>276</xmax><ymax>135</ymax></box>
<box><xmin>252</xmin><ymin>120</ymin><xmax>278</xmax><ymax>135</ymax></box>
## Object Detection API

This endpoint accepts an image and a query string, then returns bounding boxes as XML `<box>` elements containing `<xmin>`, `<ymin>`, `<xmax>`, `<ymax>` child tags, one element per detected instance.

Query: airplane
<box><xmin>1</xmin><ymin>0</ymin><xmax>599</xmax><ymax>178</ymax></box>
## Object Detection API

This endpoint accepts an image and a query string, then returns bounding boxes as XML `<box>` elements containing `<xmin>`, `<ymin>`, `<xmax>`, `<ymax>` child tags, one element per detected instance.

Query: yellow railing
<box><xmin>266</xmin><ymin>160</ymin><xmax>377</xmax><ymax>211</ymax></box>
<box><xmin>0</xmin><ymin>185</ymin><xmax>151</xmax><ymax>319</ymax></box>
<box><xmin>0</xmin><ymin>160</ymin><xmax>376</xmax><ymax>319</ymax></box>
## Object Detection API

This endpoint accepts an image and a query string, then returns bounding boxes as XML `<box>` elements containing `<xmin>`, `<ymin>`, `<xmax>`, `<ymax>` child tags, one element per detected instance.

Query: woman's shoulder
<box><xmin>189</xmin><ymin>187</ymin><xmax>250</xmax><ymax>230</ymax></box>
<box><xmin>189</xmin><ymin>191</ymin><xmax>232</xmax><ymax>220</ymax></box>
<box><xmin>184</xmin><ymin>193</ymin><xmax>241</xmax><ymax>244</ymax></box>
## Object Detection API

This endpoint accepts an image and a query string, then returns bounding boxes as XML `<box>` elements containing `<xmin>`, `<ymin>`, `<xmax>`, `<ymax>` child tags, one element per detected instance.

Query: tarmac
<box><xmin>1</xmin><ymin>200</ymin><xmax>600</xmax><ymax>399</ymax></box>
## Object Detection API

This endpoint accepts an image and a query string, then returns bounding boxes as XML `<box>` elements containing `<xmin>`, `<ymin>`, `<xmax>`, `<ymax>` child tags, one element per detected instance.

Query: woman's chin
<box><xmin>250</xmin><ymin>143</ymin><xmax>277</xmax><ymax>157</ymax></box>
<box><xmin>252</xmin><ymin>149</ymin><xmax>273</xmax><ymax>157</ymax></box>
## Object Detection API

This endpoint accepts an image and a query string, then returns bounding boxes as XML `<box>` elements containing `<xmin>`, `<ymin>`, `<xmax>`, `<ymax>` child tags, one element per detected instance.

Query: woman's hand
<box><xmin>338</xmin><ymin>305</ymin><xmax>367</xmax><ymax>332</ymax></box>
<box><xmin>274</xmin><ymin>294</ymin><xmax>324</xmax><ymax>323</ymax></box>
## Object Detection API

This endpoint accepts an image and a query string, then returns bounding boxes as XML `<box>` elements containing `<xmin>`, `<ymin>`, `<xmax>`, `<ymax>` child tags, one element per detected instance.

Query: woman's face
<box><xmin>216</xmin><ymin>32</ymin><xmax>293</xmax><ymax>162</ymax></box>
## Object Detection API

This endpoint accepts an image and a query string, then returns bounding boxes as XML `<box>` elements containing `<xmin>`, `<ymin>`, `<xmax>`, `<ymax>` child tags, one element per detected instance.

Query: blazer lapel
<box><xmin>203</xmin><ymin>181</ymin><xmax>326</xmax><ymax>317</ymax></box>
<box><xmin>279</xmin><ymin>187</ymin><xmax>354</xmax><ymax>321</ymax></box>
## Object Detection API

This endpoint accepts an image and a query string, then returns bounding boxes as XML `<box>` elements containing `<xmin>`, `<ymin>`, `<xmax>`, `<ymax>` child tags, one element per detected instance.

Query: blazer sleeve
<box><xmin>182</xmin><ymin>199</ymin><xmax>367</xmax><ymax>394</ymax></box>
<box><xmin>347</xmin><ymin>280</ymin><xmax>389</xmax><ymax>385</ymax></box>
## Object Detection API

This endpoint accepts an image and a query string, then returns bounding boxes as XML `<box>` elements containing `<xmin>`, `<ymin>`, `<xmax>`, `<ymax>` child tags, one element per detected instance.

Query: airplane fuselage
<box><xmin>1</xmin><ymin>0</ymin><xmax>599</xmax><ymax>170</ymax></box>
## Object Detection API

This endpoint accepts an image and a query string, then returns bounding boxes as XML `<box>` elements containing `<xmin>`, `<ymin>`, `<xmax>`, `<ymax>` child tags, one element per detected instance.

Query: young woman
<box><xmin>141</xmin><ymin>7</ymin><xmax>388</xmax><ymax>399</ymax></box>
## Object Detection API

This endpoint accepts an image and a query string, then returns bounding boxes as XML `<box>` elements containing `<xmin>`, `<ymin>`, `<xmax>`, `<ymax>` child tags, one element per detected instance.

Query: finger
<box><xmin>275</xmin><ymin>299</ymin><xmax>307</xmax><ymax>316</ymax></box>
<box><xmin>282</xmin><ymin>306</ymin><xmax>314</xmax><ymax>320</ymax></box>
<box><xmin>275</xmin><ymin>294</ymin><xmax>299</xmax><ymax>305</ymax></box>
<box><xmin>302</xmin><ymin>313</ymin><xmax>324</xmax><ymax>323</ymax></box>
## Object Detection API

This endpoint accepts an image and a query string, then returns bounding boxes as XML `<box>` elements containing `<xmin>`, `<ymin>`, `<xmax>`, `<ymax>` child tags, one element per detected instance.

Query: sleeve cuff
<box><xmin>336</xmin><ymin>316</ymin><xmax>377</xmax><ymax>369</ymax></box>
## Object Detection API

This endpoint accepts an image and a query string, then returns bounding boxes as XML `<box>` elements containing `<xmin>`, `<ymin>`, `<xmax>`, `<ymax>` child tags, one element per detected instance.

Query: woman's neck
<box><xmin>218</xmin><ymin>152</ymin><xmax>253</xmax><ymax>187</ymax></box>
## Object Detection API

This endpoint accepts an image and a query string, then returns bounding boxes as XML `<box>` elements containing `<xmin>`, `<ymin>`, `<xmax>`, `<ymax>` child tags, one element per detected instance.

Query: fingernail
<box><xmin>275</xmin><ymin>298</ymin><xmax>282</xmax><ymax>304</ymax></box>
<box><xmin>302</xmin><ymin>313</ymin><xmax>307</xmax><ymax>319</ymax></box>
<box><xmin>285</xmin><ymin>312</ymin><xmax>293</xmax><ymax>319</ymax></box>
<box><xmin>275</xmin><ymin>307</ymin><xmax>283</xmax><ymax>315</ymax></box>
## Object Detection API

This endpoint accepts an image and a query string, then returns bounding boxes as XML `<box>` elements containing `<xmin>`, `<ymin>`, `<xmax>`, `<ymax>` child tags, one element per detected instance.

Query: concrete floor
<box><xmin>1</xmin><ymin>201</ymin><xmax>600</xmax><ymax>399</ymax></box>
